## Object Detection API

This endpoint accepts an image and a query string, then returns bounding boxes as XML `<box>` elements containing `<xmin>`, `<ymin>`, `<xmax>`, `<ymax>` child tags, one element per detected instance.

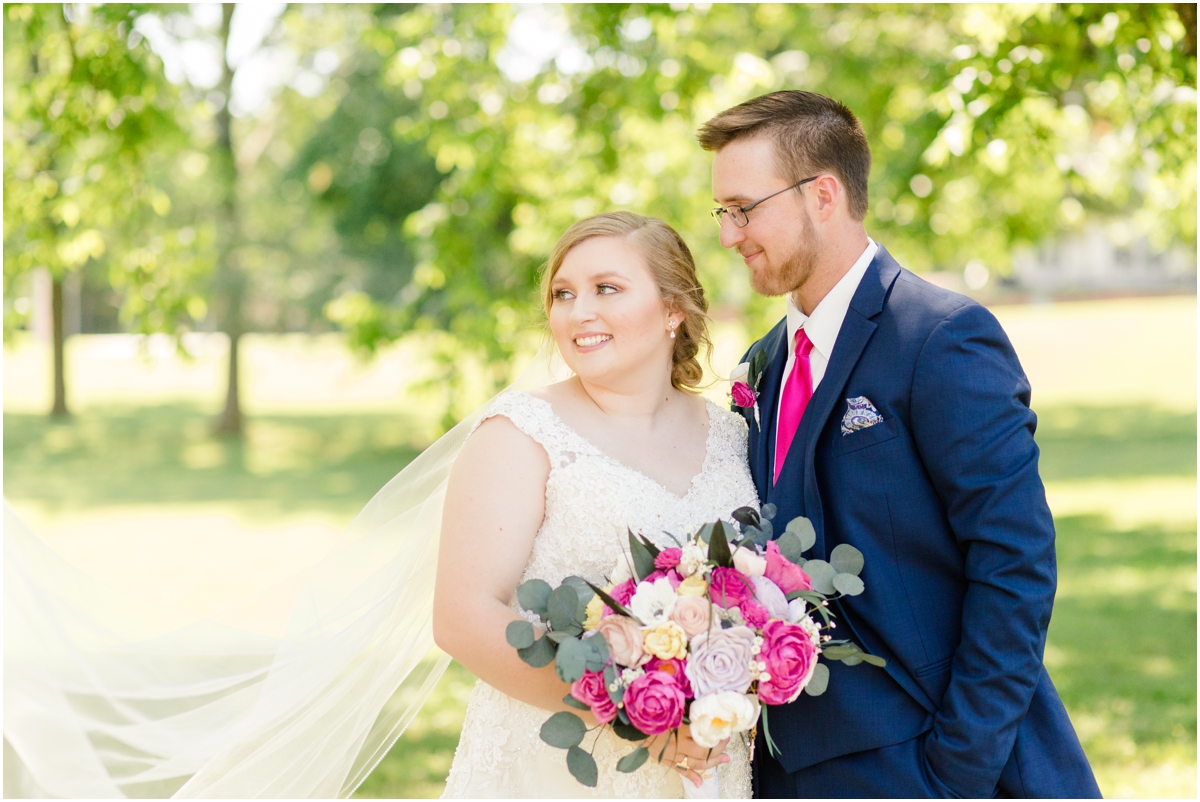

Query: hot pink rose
<box><xmin>571</xmin><ymin>669</ymin><xmax>617</xmax><ymax>724</ymax></box>
<box><xmin>623</xmin><ymin>671</ymin><xmax>686</xmax><ymax>735</ymax></box>
<box><xmin>644</xmin><ymin>568</ymin><xmax>682</xmax><ymax>589</ymax></box>
<box><xmin>646</xmin><ymin>656</ymin><xmax>693</xmax><ymax>698</ymax></box>
<box><xmin>765</xmin><ymin>541</ymin><xmax>813</xmax><ymax>594</ymax></box>
<box><xmin>708</xmin><ymin>566</ymin><xmax>754</xmax><ymax>609</ymax></box>
<box><xmin>738</xmin><ymin>598</ymin><xmax>771</xmax><ymax>629</ymax></box>
<box><xmin>609</xmin><ymin>578</ymin><xmax>636</xmax><ymax>608</ymax></box>
<box><xmin>731</xmin><ymin>382</ymin><xmax>757</xmax><ymax>408</ymax></box>
<box><xmin>757</xmin><ymin>619</ymin><xmax>818</xmax><ymax>705</ymax></box>
<box><xmin>654</xmin><ymin>548</ymin><xmax>683</xmax><ymax>570</ymax></box>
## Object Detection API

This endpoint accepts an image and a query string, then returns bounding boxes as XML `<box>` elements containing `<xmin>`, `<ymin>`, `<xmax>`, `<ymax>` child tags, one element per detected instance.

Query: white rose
<box><xmin>730</xmin><ymin>362</ymin><xmax>750</xmax><ymax>385</ymax></box>
<box><xmin>688</xmin><ymin>691</ymin><xmax>761</xmax><ymax>749</ymax></box>
<box><xmin>732</xmin><ymin>546</ymin><xmax>767</xmax><ymax>578</ymax></box>
<box><xmin>629</xmin><ymin>577</ymin><xmax>677</xmax><ymax>625</ymax></box>
<box><xmin>751</xmin><ymin>575</ymin><xmax>789</xmax><ymax>620</ymax></box>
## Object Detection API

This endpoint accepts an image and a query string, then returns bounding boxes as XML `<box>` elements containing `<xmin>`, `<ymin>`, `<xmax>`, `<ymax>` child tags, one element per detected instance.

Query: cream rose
<box><xmin>732</xmin><ymin>546</ymin><xmax>767</xmax><ymax>578</ymax></box>
<box><xmin>676</xmin><ymin>575</ymin><xmax>709</xmax><ymax>597</ymax></box>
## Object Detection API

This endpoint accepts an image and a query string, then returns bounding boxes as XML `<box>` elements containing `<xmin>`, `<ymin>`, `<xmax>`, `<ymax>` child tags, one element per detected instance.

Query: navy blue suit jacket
<box><xmin>740</xmin><ymin>246</ymin><xmax>1099</xmax><ymax>798</ymax></box>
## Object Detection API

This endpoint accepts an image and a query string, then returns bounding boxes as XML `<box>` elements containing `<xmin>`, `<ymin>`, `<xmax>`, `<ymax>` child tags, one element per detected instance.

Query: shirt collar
<box><xmin>786</xmin><ymin>238</ymin><xmax>877</xmax><ymax>360</ymax></box>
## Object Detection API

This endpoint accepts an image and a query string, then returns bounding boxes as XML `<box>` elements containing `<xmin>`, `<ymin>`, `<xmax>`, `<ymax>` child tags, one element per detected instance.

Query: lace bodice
<box><xmin>442</xmin><ymin>391</ymin><xmax>758</xmax><ymax>798</ymax></box>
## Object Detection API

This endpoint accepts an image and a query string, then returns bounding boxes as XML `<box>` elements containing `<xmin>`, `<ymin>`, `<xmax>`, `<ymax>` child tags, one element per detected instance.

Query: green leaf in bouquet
<box><xmin>749</xmin><ymin>349</ymin><xmax>769</xmax><ymax>386</ymax></box>
<box><xmin>583</xmin><ymin>633</ymin><xmax>609</xmax><ymax>672</ymax></box>
<box><xmin>696</xmin><ymin>522</ymin><xmax>716</xmax><ymax>544</ymax></box>
<box><xmin>555</xmin><ymin>636</ymin><xmax>589</xmax><ymax>684</ymax></box>
<box><xmin>803</xmin><ymin>559</ymin><xmax>837</xmax><ymax>595</ymax></box>
<box><xmin>562</xmin><ymin>575</ymin><xmax>595</xmax><ymax>619</ymax></box>
<box><xmin>628</xmin><ymin>529</ymin><xmax>658</xmax><ymax>581</ymax></box>
<box><xmin>540</xmin><ymin>711</ymin><xmax>587</xmax><ymax>748</ymax></box>
<box><xmin>842</xmin><ymin>654</ymin><xmax>864</xmax><ymax>666</ymax></box>
<box><xmin>517</xmin><ymin>634</ymin><xmax>557</xmax><ymax>668</ymax></box>
<box><xmin>785</xmin><ymin>517</ymin><xmax>817</xmax><ymax>552</ymax></box>
<box><xmin>832</xmin><ymin>573</ymin><xmax>865</xmax><ymax>596</ymax></box>
<box><xmin>861</xmin><ymin>653</ymin><xmax>887</xmax><ymax>668</ymax></box>
<box><xmin>611</xmin><ymin>718</ymin><xmax>643</xmax><ymax>741</ymax></box>
<box><xmin>829</xmin><ymin>544</ymin><xmax>865</xmax><ymax>577</ymax></box>
<box><xmin>505</xmin><ymin>620</ymin><xmax>535</xmax><ymax>650</ymax></box>
<box><xmin>585</xmin><ymin>580</ymin><xmax>638</xmax><ymax>621</ymax></box>
<box><xmin>604</xmin><ymin>664</ymin><xmax>624</xmax><ymax>707</ymax></box>
<box><xmin>567</xmin><ymin>745</ymin><xmax>599</xmax><ymax>787</ymax></box>
<box><xmin>563</xmin><ymin>692</ymin><xmax>590</xmax><ymax>710</ymax></box>
<box><xmin>548</xmin><ymin>585</ymin><xmax>584</xmax><ymax>634</ymax></box>
<box><xmin>819</xmin><ymin>644</ymin><xmax>861</xmax><ymax>661</ymax></box>
<box><xmin>731</xmin><ymin>506</ymin><xmax>761</xmax><ymax>528</ymax></box>
<box><xmin>760</xmin><ymin>502</ymin><xmax>777</xmax><ymax>521</ymax></box>
<box><xmin>616</xmin><ymin>745</ymin><xmax>650</xmax><ymax>773</ymax></box>
<box><xmin>804</xmin><ymin>662</ymin><xmax>830</xmax><ymax>696</ymax></box>
<box><xmin>786</xmin><ymin>589</ymin><xmax>825</xmax><ymax>604</ymax></box>
<box><xmin>517</xmin><ymin>578</ymin><xmax>553</xmax><ymax>617</ymax></box>
<box><xmin>547</xmin><ymin>630</ymin><xmax>572</xmax><ymax>643</ymax></box>
<box><xmin>708</xmin><ymin>520</ymin><xmax>733</xmax><ymax>567</ymax></box>
<box><xmin>774</xmin><ymin>531</ymin><xmax>806</xmax><ymax>565</ymax></box>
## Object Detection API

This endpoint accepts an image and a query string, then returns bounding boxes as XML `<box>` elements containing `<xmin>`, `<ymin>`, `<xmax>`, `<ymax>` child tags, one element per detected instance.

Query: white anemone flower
<box><xmin>689</xmin><ymin>691</ymin><xmax>760</xmax><ymax>748</ymax></box>
<box><xmin>628</xmin><ymin>577</ymin><xmax>677</xmax><ymax>625</ymax></box>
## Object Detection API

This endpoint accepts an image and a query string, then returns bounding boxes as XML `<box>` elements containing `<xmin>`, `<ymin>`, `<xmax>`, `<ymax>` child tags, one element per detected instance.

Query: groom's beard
<box><xmin>749</xmin><ymin>207</ymin><xmax>820</xmax><ymax>298</ymax></box>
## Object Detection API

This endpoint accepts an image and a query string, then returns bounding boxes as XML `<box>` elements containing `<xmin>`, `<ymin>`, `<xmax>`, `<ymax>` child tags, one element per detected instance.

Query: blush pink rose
<box><xmin>738</xmin><ymin>598</ymin><xmax>771</xmax><ymax>629</ymax></box>
<box><xmin>708</xmin><ymin>566</ymin><xmax>754</xmax><ymax>609</ymax></box>
<box><xmin>644</xmin><ymin>568</ymin><xmax>682</xmax><ymax>589</ymax></box>
<box><xmin>571</xmin><ymin>669</ymin><xmax>617</xmax><ymax>724</ymax></box>
<box><xmin>594</xmin><ymin>614</ymin><xmax>648</xmax><ymax>667</ymax></box>
<box><xmin>654</xmin><ymin>548</ymin><xmax>683</xmax><ymax>570</ymax></box>
<box><xmin>765</xmin><ymin>541</ymin><xmax>813</xmax><ymax>594</ymax></box>
<box><xmin>731</xmin><ymin>382</ymin><xmax>757</xmax><ymax>408</ymax></box>
<box><xmin>646</xmin><ymin>656</ymin><xmax>693</xmax><ymax>698</ymax></box>
<box><xmin>757</xmin><ymin>619</ymin><xmax>819</xmax><ymax>705</ymax></box>
<box><xmin>623</xmin><ymin>671</ymin><xmax>686</xmax><ymax>735</ymax></box>
<box><xmin>669</xmin><ymin>594</ymin><xmax>713</xmax><ymax>638</ymax></box>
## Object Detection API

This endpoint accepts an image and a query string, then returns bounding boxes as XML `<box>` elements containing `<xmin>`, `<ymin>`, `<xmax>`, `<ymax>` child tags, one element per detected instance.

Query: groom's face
<box><xmin>711</xmin><ymin>136</ymin><xmax>819</xmax><ymax>297</ymax></box>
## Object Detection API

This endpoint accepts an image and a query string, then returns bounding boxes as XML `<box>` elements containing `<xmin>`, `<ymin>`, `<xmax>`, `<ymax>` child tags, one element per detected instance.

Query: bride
<box><xmin>436</xmin><ymin>212</ymin><xmax>756</xmax><ymax>797</ymax></box>
<box><xmin>3</xmin><ymin>212</ymin><xmax>755</xmax><ymax>798</ymax></box>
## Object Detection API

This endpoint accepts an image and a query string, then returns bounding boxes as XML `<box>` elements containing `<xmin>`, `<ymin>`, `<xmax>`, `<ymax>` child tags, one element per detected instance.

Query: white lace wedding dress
<box><xmin>441</xmin><ymin>391</ymin><xmax>758</xmax><ymax>798</ymax></box>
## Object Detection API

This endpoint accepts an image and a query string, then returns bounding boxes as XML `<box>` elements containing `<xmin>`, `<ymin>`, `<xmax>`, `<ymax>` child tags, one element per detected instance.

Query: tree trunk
<box><xmin>212</xmin><ymin>2</ymin><xmax>243</xmax><ymax>437</ymax></box>
<box><xmin>50</xmin><ymin>274</ymin><xmax>69</xmax><ymax>418</ymax></box>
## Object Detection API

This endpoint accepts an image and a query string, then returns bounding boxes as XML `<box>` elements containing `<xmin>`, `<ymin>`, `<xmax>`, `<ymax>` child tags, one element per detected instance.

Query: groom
<box><xmin>700</xmin><ymin>91</ymin><xmax>1101</xmax><ymax>798</ymax></box>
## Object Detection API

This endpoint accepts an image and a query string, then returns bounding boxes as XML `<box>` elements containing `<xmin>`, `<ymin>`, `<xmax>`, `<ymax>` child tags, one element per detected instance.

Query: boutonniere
<box><xmin>730</xmin><ymin>349</ymin><xmax>768</xmax><ymax>427</ymax></box>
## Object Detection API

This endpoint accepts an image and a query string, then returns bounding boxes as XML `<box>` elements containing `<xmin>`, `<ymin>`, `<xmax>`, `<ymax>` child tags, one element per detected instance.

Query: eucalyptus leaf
<box><xmin>760</xmin><ymin>502</ymin><xmax>777</xmax><ymax>521</ymax></box>
<box><xmin>804</xmin><ymin>662</ymin><xmax>830</xmax><ymax>696</ymax></box>
<box><xmin>861</xmin><ymin>653</ymin><xmax>888</xmax><ymax>668</ymax></box>
<box><xmin>583</xmin><ymin>633</ymin><xmax>609</xmax><ymax>672</ymax></box>
<box><xmin>612</xmin><ymin>719</ymin><xmax>645</xmax><ymax>742</ymax></box>
<box><xmin>696</xmin><ymin>522</ymin><xmax>715</xmax><ymax>545</ymax></box>
<box><xmin>516</xmin><ymin>635</ymin><xmax>556</xmax><ymax>668</ymax></box>
<box><xmin>517</xmin><ymin>578</ymin><xmax>553</xmax><ymax>617</ymax></box>
<box><xmin>540</xmin><ymin>711</ymin><xmax>586</xmax><ymax>748</ymax></box>
<box><xmin>775</xmin><ymin>531</ymin><xmax>806</xmax><ymax>564</ymax></box>
<box><xmin>832</xmin><ymin>573</ymin><xmax>865</xmax><ymax>596</ymax></box>
<box><xmin>562</xmin><ymin>575</ymin><xmax>595</xmax><ymax>619</ymax></box>
<box><xmin>785</xmin><ymin>516</ymin><xmax>817</xmax><ymax>553</ymax></box>
<box><xmin>563</xmin><ymin>692</ymin><xmax>590</xmax><ymax>710</ymax></box>
<box><xmin>567</xmin><ymin>745</ymin><xmax>599</xmax><ymax>787</ymax></box>
<box><xmin>505</xmin><ymin>620</ymin><xmax>535</xmax><ymax>650</ymax></box>
<box><xmin>617</xmin><ymin>745</ymin><xmax>650</xmax><ymax>772</ymax></box>
<box><xmin>759</xmin><ymin>518</ymin><xmax>774</xmax><ymax>539</ymax></box>
<box><xmin>819</xmin><ymin>644</ymin><xmax>859</xmax><ymax>660</ymax></box>
<box><xmin>803</xmin><ymin>559</ymin><xmax>837</xmax><ymax>595</ymax></box>
<box><xmin>604</xmin><ymin>663</ymin><xmax>624</xmax><ymax>706</ymax></box>
<box><xmin>842</xmin><ymin>654</ymin><xmax>864</xmax><ymax>666</ymax></box>
<box><xmin>708</xmin><ymin>520</ymin><xmax>733</xmax><ymax>567</ymax></box>
<box><xmin>548</xmin><ymin>585</ymin><xmax>583</xmax><ymax>633</ymax></box>
<box><xmin>829</xmin><ymin>544</ymin><xmax>865</xmax><ymax>577</ymax></box>
<box><xmin>546</xmin><ymin>630</ymin><xmax>572</xmax><ymax>643</ymax></box>
<box><xmin>555</xmin><ymin>636</ymin><xmax>589</xmax><ymax>684</ymax></box>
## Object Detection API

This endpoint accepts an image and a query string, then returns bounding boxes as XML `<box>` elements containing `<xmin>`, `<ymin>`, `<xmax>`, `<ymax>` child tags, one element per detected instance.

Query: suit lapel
<box><xmin>751</xmin><ymin>320</ymin><xmax>788</xmax><ymax>501</ymax></box>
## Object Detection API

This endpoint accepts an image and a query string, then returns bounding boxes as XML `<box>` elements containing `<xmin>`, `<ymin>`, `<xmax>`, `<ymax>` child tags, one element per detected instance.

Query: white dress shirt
<box><xmin>775</xmin><ymin>239</ymin><xmax>878</xmax><ymax>450</ymax></box>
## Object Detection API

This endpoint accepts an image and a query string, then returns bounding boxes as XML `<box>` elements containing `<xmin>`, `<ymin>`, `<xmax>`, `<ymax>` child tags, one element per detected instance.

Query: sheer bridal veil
<box><xmin>5</xmin><ymin>346</ymin><xmax>569</xmax><ymax>798</ymax></box>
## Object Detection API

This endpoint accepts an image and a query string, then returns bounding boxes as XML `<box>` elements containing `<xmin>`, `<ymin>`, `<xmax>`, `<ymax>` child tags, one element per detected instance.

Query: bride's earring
<box><xmin>668</xmin><ymin>322</ymin><xmax>677</xmax><ymax>339</ymax></box>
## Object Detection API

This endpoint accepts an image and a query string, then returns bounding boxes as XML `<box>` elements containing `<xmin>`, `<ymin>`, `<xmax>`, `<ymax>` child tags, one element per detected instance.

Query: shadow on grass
<box><xmin>1033</xmin><ymin>403</ymin><xmax>1196</xmax><ymax>482</ymax></box>
<box><xmin>4</xmin><ymin>404</ymin><xmax>425</xmax><ymax>519</ymax></box>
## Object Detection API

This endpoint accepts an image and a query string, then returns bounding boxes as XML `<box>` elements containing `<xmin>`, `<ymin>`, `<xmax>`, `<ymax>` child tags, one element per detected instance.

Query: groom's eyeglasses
<box><xmin>710</xmin><ymin>176</ymin><xmax>817</xmax><ymax>228</ymax></box>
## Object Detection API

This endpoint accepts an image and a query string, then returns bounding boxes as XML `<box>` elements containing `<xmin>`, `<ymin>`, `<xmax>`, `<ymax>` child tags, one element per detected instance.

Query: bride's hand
<box><xmin>649</xmin><ymin>724</ymin><xmax>730</xmax><ymax>788</ymax></box>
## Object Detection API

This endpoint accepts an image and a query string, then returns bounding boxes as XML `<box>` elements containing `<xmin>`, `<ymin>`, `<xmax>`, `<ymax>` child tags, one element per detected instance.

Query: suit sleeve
<box><xmin>909</xmin><ymin>303</ymin><xmax>1056</xmax><ymax>798</ymax></box>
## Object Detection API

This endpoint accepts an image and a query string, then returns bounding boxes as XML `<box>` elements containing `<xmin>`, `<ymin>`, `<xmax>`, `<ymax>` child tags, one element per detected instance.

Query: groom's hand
<box><xmin>649</xmin><ymin>724</ymin><xmax>730</xmax><ymax>788</ymax></box>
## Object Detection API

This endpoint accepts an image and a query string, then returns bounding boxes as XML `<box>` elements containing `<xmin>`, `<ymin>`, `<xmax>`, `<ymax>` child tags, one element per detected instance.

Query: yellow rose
<box><xmin>677</xmin><ymin>575</ymin><xmax>709</xmax><ymax>597</ymax></box>
<box><xmin>643</xmin><ymin>621</ymin><xmax>689</xmax><ymax>661</ymax></box>
<box><xmin>583</xmin><ymin>595</ymin><xmax>605</xmax><ymax>631</ymax></box>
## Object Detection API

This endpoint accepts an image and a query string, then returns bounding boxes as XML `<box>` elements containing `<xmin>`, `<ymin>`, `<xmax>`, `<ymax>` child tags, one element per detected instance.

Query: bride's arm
<box><xmin>432</xmin><ymin>415</ymin><xmax>586</xmax><ymax>718</ymax></box>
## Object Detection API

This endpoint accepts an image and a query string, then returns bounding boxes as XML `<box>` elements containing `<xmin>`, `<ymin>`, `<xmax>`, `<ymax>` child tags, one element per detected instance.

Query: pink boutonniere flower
<box><xmin>730</xmin><ymin>350</ymin><xmax>767</xmax><ymax>426</ymax></box>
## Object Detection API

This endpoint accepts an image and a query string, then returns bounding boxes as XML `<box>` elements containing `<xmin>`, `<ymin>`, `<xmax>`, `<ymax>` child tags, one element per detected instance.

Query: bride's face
<box><xmin>549</xmin><ymin>236</ymin><xmax>679</xmax><ymax>388</ymax></box>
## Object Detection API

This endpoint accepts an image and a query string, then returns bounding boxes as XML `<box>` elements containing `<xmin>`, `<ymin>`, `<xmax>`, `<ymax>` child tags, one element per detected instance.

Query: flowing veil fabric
<box><xmin>4</xmin><ymin>346</ymin><xmax>569</xmax><ymax>798</ymax></box>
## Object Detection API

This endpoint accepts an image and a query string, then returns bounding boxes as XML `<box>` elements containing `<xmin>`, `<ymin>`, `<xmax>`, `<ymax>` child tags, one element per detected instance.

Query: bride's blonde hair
<box><xmin>540</xmin><ymin>211</ymin><xmax>712</xmax><ymax>392</ymax></box>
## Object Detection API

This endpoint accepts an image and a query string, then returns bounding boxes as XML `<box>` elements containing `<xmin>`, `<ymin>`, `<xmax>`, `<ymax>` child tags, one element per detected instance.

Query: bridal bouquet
<box><xmin>506</xmin><ymin>505</ymin><xmax>884</xmax><ymax>791</ymax></box>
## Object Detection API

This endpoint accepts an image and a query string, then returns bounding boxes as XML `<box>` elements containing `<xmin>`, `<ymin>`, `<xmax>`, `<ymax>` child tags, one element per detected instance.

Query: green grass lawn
<box><xmin>4</xmin><ymin>299</ymin><xmax>1195</xmax><ymax>798</ymax></box>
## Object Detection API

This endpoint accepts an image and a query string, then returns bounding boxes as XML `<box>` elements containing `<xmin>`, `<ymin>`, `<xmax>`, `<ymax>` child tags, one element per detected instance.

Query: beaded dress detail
<box><xmin>442</xmin><ymin>391</ymin><xmax>758</xmax><ymax>799</ymax></box>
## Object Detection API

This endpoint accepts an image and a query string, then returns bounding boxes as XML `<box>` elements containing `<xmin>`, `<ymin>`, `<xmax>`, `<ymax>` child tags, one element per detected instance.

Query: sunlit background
<box><xmin>4</xmin><ymin>3</ymin><xmax>1196</xmax><ymax>798</ymax></box>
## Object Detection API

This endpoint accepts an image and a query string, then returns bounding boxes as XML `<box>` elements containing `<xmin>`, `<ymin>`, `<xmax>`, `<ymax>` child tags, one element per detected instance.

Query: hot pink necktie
<box><xmin>774</xmin><ymin>328</ymin><xmax>814</xmax><ymax>484</ymax></box>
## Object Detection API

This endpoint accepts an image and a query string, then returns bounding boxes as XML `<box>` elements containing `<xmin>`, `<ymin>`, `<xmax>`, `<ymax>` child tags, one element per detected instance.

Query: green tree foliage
<box><xmin>317</xmin><ymin>3</ymin><xmax>1194</xmax><ymax>402</ymax></box>
<box><xmin>3</xmin><ymin>3</ymin><xmax>188</xmax><ymax>415</ymax></box>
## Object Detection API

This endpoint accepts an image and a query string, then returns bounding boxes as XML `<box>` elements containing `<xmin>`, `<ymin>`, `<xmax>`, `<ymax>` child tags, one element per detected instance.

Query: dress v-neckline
<box><xmin>517</xmin><ymin>391</ymin><xmax>716</xmax><ymax>502</ymax></box>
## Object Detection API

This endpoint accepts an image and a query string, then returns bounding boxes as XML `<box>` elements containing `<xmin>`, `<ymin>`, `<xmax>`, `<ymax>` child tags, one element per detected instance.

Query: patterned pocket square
<box><xmin>842</xmin><ymin>396</ymin><xmax>884</xmax><ymax>435</ymax></box>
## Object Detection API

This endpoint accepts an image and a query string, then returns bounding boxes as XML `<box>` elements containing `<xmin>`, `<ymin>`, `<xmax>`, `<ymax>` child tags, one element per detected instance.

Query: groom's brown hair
<box><xmin>698</xmin><ymin>90</ymin><xmax>871</xmax><ymax>221</ymax></box>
